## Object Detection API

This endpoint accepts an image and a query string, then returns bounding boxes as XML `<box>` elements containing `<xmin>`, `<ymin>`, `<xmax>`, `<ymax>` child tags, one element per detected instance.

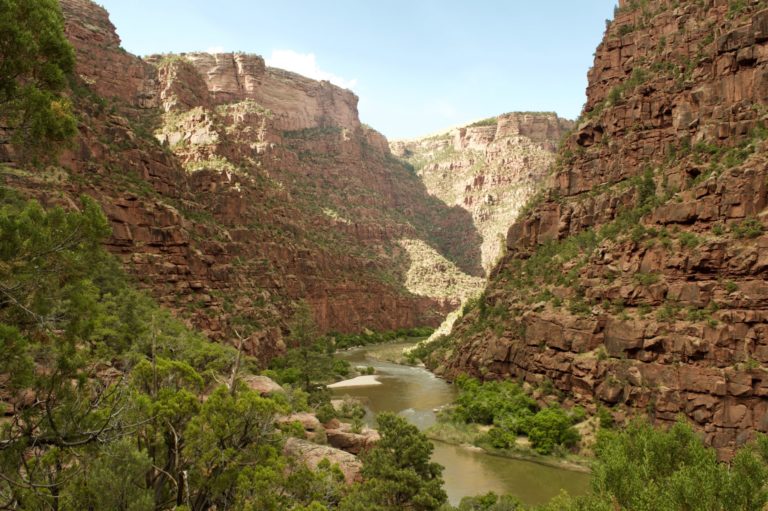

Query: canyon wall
<box><xmin>392</xmin><ymin>113</ymin><xmax>573</xmax><ymax>272</ymax></box>
<box><xmin>436</xmin><ymin>0</ymin><xmax>768</xmax><ymax>458</ymax></box>
<box><xmin>1</xmin><ymin>0</ymin><xmax>488</xmax><ymax>357</ymax></box>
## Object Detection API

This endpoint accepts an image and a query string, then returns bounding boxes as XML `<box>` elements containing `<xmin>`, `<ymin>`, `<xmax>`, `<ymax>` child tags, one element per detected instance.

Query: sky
<box><xmin>97</xmin><ymin>1</ymin><xmax>617</xmax><ymax>140</ymax></box>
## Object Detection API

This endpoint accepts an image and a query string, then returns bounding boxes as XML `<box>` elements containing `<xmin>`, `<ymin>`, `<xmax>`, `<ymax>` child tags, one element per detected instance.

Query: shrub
<box><xmin>524</xmin><ymin>406</ymin><xmax>580</xmax><ymax>455</ymax></box>
<box><xmin>315</xmin><ymin>403</ymin><xmax>337</xmax><ymax>424</ymax></box>
<box><xmin>678</xmin><ymin>231</ymin><xmax>701</xmax><ymax>248</ymax></box>
<box><xmin>733</xmin><ymin>218</ymin><xmax>764</xmax><ymax>239</ymax></box>
<box><xmin>634</xmin><ymin>272</ymin><xmax>659</xmax><ymax>286</ymax></box>
<box><xmin>452</xmin><ymin>376</ymin><xmax>538</xmax><ymax>425</ymax></box>
<box><xmin>457</xmin><ymin>492</ymin><xmax>523</xmax><ymax>511</ymax></box>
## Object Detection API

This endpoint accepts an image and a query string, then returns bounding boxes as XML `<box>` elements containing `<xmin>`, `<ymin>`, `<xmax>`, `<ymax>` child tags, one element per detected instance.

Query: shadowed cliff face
<box><xmin>392</xmin><ymin>113</ymin><xmax>573</xmax><ymax>273</ymax></box>
<box><xmin>437</xmin><ymin>0</ymin><xmax>768</xmax><ymax>459</ymax></box>
<box><xmin>1</xmin><ymin>0</ymin><xmax>488</xmax><ymax>358</ymax></box>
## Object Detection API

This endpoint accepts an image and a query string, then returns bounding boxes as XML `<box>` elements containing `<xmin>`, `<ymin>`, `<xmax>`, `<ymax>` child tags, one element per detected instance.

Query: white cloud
<box><xmin>266</xmin><ymin>49</ymin><xmax>358</xmax><ymax>90</ymax></box>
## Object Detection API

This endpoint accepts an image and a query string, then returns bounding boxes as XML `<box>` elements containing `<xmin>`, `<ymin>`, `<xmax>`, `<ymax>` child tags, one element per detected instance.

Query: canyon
<box><xmin>433</xmin><ymin>0</ymin><xmax>768</xmax><ymax>459</ymax></box>
<box><xmin>1</xmin><ymin>0</ymin><xmax>561</xmax><ymax>359</ymax></box>
<box><xmin>2</xmin><ymin>0</ymin><xmax>766</xmax><ymax>470</ymax></box>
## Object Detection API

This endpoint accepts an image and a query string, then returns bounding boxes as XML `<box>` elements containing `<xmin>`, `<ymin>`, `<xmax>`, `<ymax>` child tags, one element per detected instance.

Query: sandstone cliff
<box><xmin>435</xmin><ymin>0</ymin><xmax>768</xmax><ymax>458</ymax></box>
<box><xmin>391</xmin><ymin>113</ymin><xmax>573</xmax><ymax>272</ymax></box>
<box><xmin>1</xmin><ymin>0</ymin><xmax>487</xmax><ymax>357</ymax></box>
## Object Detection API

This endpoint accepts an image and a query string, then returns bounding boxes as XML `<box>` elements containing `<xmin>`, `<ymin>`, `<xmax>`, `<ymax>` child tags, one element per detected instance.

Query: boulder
<box><xmin>243</xmin><ymin>375</ymin><xmax>284</xmax><ymax>396</ymax></box>
<box><xmin>325</xmin><ymin>423</ymin><xmax>380</xmax><ymax>454</ymax></box>
<box><xmin>284</xmin><ymin>438</ymin><xmax>362</xmax><ymax>484</ymax></box>
<box><xmin>276</xmin><ymin>412</ymin><xmax>324</xmax><ymax>436</ymax></box>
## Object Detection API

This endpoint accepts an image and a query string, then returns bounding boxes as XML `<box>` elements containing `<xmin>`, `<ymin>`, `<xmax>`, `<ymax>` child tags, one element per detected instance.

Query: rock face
<box><xmin>438</xmin><ymin>0</ymin><xmax>768</xmax><ymax>459</ymax></box>
<box><xmin>174</xmin><ymin>53</ymin><xmax>360</xmax><ymax>131</ymax></box>
<box><xmin>62</xmin><ymin>0</ymin><xmax>158</xmax><ymax>107</ymax></box>
<box><xmin>2</xmin><ymin>0</ymin><xmax>496</xmax><ymax>349</ymax></box>
<box><xmin>392</xmin><ymin>113</ymin><xmax>573</xmax><ymax>272</ymax></box>
<box><xmin>283</xmin><ymin>437</ymin><xmax>362</xmax><ymax>484</ymax></box>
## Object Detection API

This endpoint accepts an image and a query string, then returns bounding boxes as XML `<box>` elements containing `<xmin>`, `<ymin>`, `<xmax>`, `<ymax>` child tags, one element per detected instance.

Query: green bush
<box><xmin>338</xmin><ymin>400</ymin><xmax>366</xmax><ymax>420</ymax></box>
<box><xmin>524</xmin><ymin>406</ymin><xmax>580</xmax><ymax>455</ymax></box>
<box><xmin>455</xmin><ymin>492</ymin><xmax>523</xmax><ymax>511</ymax></box>
<box><xmin>316</xmin><ymin>403</ymin><xmax>337</xmax><ymax>424</ymax></box>
<box><xmin>588</xmin><ymin>420</ymin><xmax>768</xmax><ymax>511</ymax></box>
<box><xmin>678</xmin><ymin>231</ymin><xmax>701</xmax><ymax>248</ymax></box>
<box><xmin>452</xmin><ymin>376</ymin><xmax>538</xmax><ymax>425</ymax></box>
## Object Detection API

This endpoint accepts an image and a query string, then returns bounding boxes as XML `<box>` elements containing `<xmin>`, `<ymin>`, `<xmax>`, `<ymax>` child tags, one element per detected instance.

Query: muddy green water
<box><xmin>333</xmin><ymin>342</ymin><xmax>590</xmax><ymax>507</ymax></box>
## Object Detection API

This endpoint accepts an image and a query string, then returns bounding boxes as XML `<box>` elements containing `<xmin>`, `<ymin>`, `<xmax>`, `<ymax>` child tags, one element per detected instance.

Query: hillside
<box><xmin>429</xmin><ymin>0</ymin><xmax>768</xmax><ymax>459</ymax></box>
<box><xmin>0</xmin><ymin>0</ymin><xmax>494</xmax><ymax>355</ymax></box>
<box><xmin>392</xmin><ymin>113</ymin><xmax>574</xmax><ymax>272</ymax></box>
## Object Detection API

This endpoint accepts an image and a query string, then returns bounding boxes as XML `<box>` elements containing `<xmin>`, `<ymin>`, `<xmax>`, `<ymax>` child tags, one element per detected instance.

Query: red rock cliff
<box><xmin>3</xmin><ymin>0</ymin><xmax>487</xmax><ymax>358</ymax></box>
<box><xmin>438</xmin><ymin>0</ymin><xmax>768</xmax><ymax>459</ymax></box>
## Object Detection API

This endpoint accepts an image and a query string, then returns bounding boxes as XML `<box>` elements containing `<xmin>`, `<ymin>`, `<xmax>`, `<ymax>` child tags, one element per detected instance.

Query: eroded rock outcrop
<box><xmin>438</xmin><ymin>0</ymin><xmax>768</xmax><ymax>459</ymax></box>
<box><xmin>284</xmin><ymin>437</ymin><xmax>362</xmax><ymax>484</ymax></box>
<box><xmin>392</xmin><ymin>113</ymin><xmax>573</xmax><ymax>272</ymax></box>
<box><xmin>167</xmin><ymin>52</ymin><xmax>360</xmax><ymax>131</ymax></box>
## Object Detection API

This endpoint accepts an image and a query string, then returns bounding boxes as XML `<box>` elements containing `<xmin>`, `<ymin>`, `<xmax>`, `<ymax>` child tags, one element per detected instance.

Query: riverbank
<box><xmin>336</xmin><ymin>336</ymin><xmax>429</xmax><ymax>365</ymax></box>
<box><xmin>332</xmin><ymin>341</ymin><xmax>591</xmax><ymax>505</ymax></box>
<box><xmin>425</xmin><ymin>422</ymin><xmax>592</xmax><ymax>473</ymax></box>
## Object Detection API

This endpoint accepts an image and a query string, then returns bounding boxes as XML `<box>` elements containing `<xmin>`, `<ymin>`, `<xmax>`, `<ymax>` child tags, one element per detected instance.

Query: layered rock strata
<box><xmin>2</xmin><ymin>0</ymin><xmax>486</xmax><ymax>355</ymax></box>
<box><xmin>392</xmin><ymin>113</ymin><xmax>573</xmax><ymax>272</ymax></box>
<box><xmin>438</xmin><ymin>0</ymin><xmax>768</xmax><ymax>458</ymax></box>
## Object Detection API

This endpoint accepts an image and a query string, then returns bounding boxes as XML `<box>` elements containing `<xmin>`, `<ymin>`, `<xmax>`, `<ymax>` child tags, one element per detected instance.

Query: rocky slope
<box><xmin>1</xmin><ymin>0</ymin><xmax>488</xmax><ymax>357</ymax></box>
<box><xmin>392</xmin><ymin>113</ymin><xmax>573</xmax><ymax>272</ymax></box>
<box><xmin>434</xmin><ymin>0</ymin><xmax>768</xmax><ymax>458</ymax></box>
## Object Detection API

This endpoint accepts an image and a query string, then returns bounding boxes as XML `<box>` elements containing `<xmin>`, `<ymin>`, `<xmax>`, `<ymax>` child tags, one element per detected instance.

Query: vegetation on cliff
<box><xmin>433</xmin><ymin>0</ymin><xmax>768</xmax><ymax>461</ymax></box>
<box><xmin>0</xmin><ymin>0</ymin><xmax>77</xmax><ymax>159</ymax></box>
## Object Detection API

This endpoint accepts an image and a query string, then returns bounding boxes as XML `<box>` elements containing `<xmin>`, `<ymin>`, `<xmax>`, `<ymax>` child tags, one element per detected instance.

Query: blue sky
<box><xmin>98</xmin><ymin>1</ymin><xmax>617</xmax><ymax>139</ymax></box>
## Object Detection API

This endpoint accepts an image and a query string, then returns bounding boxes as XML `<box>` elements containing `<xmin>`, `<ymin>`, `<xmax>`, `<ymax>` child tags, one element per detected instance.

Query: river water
<box><xmin>333</xmin><ymin>341</ymin><xmax>590</xmax><ymax>507</ymax></box>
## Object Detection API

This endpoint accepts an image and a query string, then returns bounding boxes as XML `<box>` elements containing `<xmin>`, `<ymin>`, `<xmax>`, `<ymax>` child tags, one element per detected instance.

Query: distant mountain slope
<box><xmin>391</xmin><ymin>113</ymin><xmax>573</xmax><ymax>272</ymax></box>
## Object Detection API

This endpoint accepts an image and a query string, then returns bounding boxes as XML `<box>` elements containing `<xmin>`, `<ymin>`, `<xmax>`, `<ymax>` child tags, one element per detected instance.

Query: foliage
<box><xmin>536</xmin><ymin>420</ymin><xmax>768</xmax><ymax>511</ymax></box>
<box><xmin>267</xmin><ymin>302</ymin><xmax>350</xmax><ymax>392</ymax></box>
<box><xmin>332</xmin><ymin>326</ymin><xmax>434</xmax><ymax>350</ymax></box>
<box><xmin>732</xmin><ymin>217</ymin><xmax>764</xmax><ymax>239</ymax></box>
<box><xmin>183</xmin><ymin>386</ymin><xmax>284</xmax><ymax>509</ymax></box>
<box><xmin>452</xmin><ymin>492</ymin><xmax>523</xmax><ymax>511</ymax></box>
<box><xmin>446</xmin><ymin>377</ymin><xmax>580</xmax><ymax>456</ymax></box>
<box><xmin>0</xmin><ymin>0</ymin><xmax>77</xmax><ymax>159</ymax></box>
<box><xmin>467</xmin><ymin>117</ymin><xmax>498</xmax><ymax>128</ymax></box>
<box><xmin>451</xmin><ymin>376</ymin><xmax>537</xmax><ymax>425</ymax></box>
<box><xmin>0</xmin><ymin>193</ymin><xmax>352</xmax><ymax>510</ymax></box>
<box><xmin>405</xmin><ymin>334</ymin><xmax>454</xmax><ymax>365</ymax></box>
<box><xmin>524</xmin><ymin>406</ymin><xmax>580</xmax><ymax>455</ymax></box>
<box><xmin>340</xmin><ymin>413</ymin><xmax>446</xmax><ymax>511</ymax></box>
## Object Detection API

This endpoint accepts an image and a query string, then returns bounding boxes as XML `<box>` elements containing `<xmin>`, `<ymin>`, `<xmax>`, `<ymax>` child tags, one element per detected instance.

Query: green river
<box><xmin>333</xmin><ymin>341</ymin><xmax>590</xmax><ymax>507</ymax></box>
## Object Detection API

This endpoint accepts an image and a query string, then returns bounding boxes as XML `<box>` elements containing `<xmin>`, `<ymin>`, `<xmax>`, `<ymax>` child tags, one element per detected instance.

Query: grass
<box><xmin>425</xmin><ymin>421</ymin><xmax>483</xmax><ymax>445</ymax></box>
<box><xmin>468</xmin><ymin>117</ymin><xmax>498</xmax><ymax>128</ymax></box>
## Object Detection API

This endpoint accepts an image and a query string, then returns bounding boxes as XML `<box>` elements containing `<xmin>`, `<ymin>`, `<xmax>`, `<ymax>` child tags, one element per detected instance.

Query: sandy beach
<box><xmin>328</xmin><ymin>375</ymin><xmax>382</xmax><ymax>388</ymax></box>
